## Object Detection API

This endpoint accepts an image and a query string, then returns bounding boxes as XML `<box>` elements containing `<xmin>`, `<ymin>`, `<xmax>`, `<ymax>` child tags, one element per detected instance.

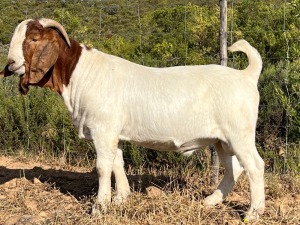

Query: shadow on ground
<box><xmin>0</xmin><ymin>165</ymin><xmax>188</xmax><ymax>200</ymax></box>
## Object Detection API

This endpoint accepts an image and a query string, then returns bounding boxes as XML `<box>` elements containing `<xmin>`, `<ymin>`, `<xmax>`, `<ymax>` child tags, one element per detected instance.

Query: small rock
<box><xmin>33</xmin><ymin>177</ymin><xmax>42</xmax><ymax>184</ymax></box>
<box><xmin>146</xmin><ymin>186</ymin><xmax>163</xmax><ymax>198</ymax></box>
<box><xmin>38</xmin><ymin>211</ymin><xmax>48</xmax><ymax>218</ymax></box>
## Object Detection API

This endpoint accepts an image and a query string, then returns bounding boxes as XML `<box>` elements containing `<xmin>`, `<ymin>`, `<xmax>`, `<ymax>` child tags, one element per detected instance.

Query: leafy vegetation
<box><xmin>0</xmin><ymin>0</ymin><xmax>299</xmax><ymax>173</ymax></box>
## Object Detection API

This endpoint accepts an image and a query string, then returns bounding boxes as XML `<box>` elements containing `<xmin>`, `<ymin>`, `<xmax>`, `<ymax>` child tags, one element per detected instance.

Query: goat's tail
<box><xmin>228</xmin><ymin>39</ymin><xmax>262</xmax><ymax>84</ymax></box>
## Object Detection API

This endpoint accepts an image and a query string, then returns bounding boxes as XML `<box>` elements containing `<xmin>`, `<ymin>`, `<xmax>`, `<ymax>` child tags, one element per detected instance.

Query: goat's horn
<box><xmin>38</xmin><ymin>18</ymin><xmax>71</xmax><ymax>47</ymax></box>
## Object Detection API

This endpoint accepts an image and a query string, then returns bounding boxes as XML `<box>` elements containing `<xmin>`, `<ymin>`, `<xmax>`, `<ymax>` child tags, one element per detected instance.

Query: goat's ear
<box><xmin>29</xmin><ymin>38</ymin><xmax>59</xmax><ymax>84</ymax></box>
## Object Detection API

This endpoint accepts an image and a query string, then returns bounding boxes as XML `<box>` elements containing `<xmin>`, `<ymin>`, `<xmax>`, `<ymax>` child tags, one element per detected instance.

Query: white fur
<box><xmin>63</xmin><ymin>41</ymin><xmax>265</xmax><ymax>220</ymax></box>
<box><xmin>7</xmin><ymin>19</ymin><xmax>265</xmax><ymax>222</ymax></box>
<box><xmin>7</xmin><ymin>19</ymin><xmax>32</xmax><ymax>74</ymax></box>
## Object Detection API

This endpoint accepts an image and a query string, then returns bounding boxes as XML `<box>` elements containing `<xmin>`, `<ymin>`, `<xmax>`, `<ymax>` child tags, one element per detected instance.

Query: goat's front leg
<box><xmin>92</xmin><ymin>134</ymin><xmax>118</xmax><ymax>215</ymax></box>
<box><xmin>113</xmin><ymin>142</ymin><xmax>130</xmax><ymax>205</ymax></box>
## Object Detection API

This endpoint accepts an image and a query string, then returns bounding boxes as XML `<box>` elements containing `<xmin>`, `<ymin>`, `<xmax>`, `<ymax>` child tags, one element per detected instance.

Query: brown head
<box><xmin>3</xmin><ymin>18</ymin><xmax>82</xmax><ymax>95</ymax></box>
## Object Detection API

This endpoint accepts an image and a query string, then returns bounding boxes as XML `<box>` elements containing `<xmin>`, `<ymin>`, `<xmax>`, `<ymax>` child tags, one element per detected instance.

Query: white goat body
<box><xmin>65</xmin><ymin>47</ymin><xmax>259</xmax><ymax>152</ymax></box>
<box><xmin>4</xmin><ymin>19</ymin><xmax>265</xmax><ymax>222</ymax></box>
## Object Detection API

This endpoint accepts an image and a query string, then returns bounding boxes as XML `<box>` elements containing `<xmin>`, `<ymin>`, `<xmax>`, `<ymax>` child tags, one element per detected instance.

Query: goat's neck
<box><xmin>52</xmin><ymin>38</ymin><xmax>83</xmax><ymax>94</ymax></box>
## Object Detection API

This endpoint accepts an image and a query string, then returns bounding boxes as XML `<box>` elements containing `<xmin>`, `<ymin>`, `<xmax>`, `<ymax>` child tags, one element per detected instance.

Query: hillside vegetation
<box><xmin>0</xmin><ymin>0</ymin><xmax>299</xmax><ymax>174</ymax></box>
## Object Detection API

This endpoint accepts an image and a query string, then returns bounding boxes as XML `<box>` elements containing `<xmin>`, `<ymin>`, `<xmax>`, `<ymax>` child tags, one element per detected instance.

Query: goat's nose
<box><xmin>7</xmin><ymin>59</ymin><xmax>15</xmax><ymax>65</ymax></box>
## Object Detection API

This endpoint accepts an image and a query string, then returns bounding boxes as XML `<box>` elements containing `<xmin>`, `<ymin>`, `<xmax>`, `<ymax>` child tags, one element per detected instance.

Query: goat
<box><xmin>2</xmin><ymin>18</ymin><xmax>265</xmax><ymax>221</ymax></box>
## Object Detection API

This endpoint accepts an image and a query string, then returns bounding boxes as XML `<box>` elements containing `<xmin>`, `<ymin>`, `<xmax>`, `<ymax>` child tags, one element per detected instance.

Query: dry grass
<box><xmin>0</xmin><ymin>154</ymin><xmax>299</xmax><ymax>225</ymax></box>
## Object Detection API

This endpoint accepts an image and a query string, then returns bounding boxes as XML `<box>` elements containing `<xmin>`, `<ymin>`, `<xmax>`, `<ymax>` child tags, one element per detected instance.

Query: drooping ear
<box><xmin>29</xmin><ymin>36</ymin><xmax>59</xmax><ymax>84</ymax></box>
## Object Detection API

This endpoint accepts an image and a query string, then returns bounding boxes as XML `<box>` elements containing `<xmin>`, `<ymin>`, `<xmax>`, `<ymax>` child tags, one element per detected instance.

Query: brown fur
<box><xmin>20</xmin><ymin>20</ymin><xmax>82</xmax><ymax>95</ymax></box>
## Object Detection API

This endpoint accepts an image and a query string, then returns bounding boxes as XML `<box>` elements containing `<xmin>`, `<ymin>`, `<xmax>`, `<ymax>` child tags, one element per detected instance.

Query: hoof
<box><xmin>203</xmin><ymin>192</ymin><xmax>223</xmax><ymax>206</ymax></box>
<box><xmin>243</xmin><ymin>213</ymin><xmax>259</xmax><ymax>223</ymax></box>
<box><xmin>91</xmin><ymin>202</ymin><xmax>107</xmax><ymax>216</ymax></box>
<box><xmin>244</xmin><ymin>206</ymin><xmax>265</xmax><ymax>223</ymax></box>
<box><xmin>113</xmin><ymin>189</ymin><xmax>130</xmax><ymax>205</ymax></box>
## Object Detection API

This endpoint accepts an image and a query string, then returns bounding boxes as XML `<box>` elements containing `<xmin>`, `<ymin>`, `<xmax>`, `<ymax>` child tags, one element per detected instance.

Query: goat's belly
<box><xmin>128</xmin><ymin>137</ymin><xmax>218</xmax><ymax>154</ymax></box>
<box><xmin>131</xmin><ymin>139</ymin><xmax>179</xmax><ymax>151</ymax></box>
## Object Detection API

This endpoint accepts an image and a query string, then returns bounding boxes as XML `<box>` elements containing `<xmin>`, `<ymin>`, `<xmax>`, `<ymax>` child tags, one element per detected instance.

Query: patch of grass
<box><xmin>0</xmin><ymin>155</ymin><xmax>299</xmax><ymax>224</ymax></box>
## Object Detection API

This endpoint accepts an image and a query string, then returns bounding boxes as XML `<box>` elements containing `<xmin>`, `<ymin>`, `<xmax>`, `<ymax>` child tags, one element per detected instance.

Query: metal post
<box><xmin>211</xmin><ymin>0</ymin><xmax>227</xmax><ymax>186</ymax></box>
<box><xmin>220</xmin><ymin>0</ymin><xmax>228</xmax><ymax>66</ymax></box>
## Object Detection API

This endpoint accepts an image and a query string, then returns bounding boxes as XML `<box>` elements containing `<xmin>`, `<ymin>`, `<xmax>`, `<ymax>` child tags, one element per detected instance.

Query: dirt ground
<box><xmin>0</xmin><ymin>155</ymin><xmax>299</xmax><ymax>225</ymax></box>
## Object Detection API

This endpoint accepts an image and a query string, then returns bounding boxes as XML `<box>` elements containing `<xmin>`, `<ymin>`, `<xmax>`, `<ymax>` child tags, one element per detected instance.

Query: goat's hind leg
<box><xmin>112</xmin><ymin>142</ymin><xmax>131</xmax><ymax>205</ymax></box>
<box><xmin>233</xmin><ymin>142</ymin><xmax>265</xmax><ymax>222</ymax></box>
<box><xmin>204</xmin><ymin>141</ymin><xmax>244</xmax><ymax>206</ymax></box>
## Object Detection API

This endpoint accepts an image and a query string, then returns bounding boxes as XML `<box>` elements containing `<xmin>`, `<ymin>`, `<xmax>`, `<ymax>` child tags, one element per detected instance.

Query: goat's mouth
<box><xmin>0</xmin><ymin>63</ymin><xmax>25</xmax><ymax>78</ymax></box>
<box><xmin>1</xmin><ymin>65</ymin><xmax>14</xmax><ymax>77</ymax></box>
<box><xmin>9</xmin><ymin>64</ymin><xmax>25</xmax><ymax>76</ymax></box>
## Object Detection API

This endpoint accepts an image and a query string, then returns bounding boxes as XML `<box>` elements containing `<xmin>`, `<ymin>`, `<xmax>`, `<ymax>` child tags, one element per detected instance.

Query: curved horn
<box><xmin>38</xmin><ymin>18</ymin><xmax>71</xmax><ymax>47</ymax></box>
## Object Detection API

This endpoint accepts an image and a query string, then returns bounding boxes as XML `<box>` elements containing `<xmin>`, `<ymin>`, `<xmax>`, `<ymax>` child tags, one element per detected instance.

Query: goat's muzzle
<box><xmin>0</xmin><ymin>64</ymin><xmax>14</xmax><ymax>77</ymax></box>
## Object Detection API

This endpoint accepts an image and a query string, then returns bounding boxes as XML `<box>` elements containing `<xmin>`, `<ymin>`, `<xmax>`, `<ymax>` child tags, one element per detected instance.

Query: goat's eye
<box><xmin>32</xmin><ymin>38</ymin><xmax>38</xmax><ymax>42</ymax></box>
